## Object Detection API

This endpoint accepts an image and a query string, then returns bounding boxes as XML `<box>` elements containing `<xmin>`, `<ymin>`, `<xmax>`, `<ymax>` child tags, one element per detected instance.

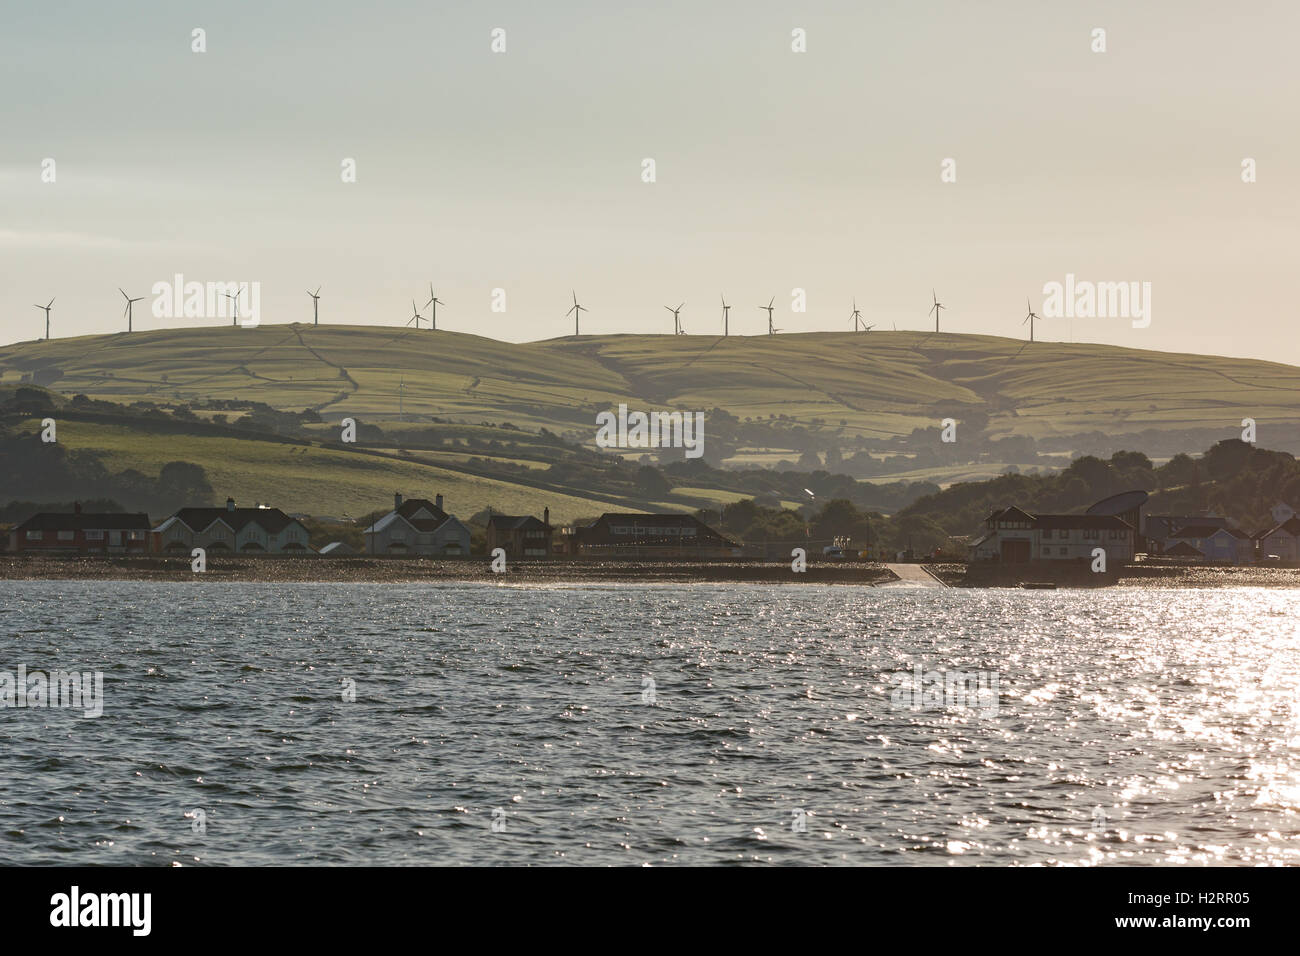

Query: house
<box><xmin>8</xmin><ymin>504</ymin><xmax>151</xmax><ymax>554</ymax></box>
<box><xmin>970</xmin><ymin>506</ymin><xmax>1134</xmax><ymax>565</ymax></box>
<box><xmin>363</xmin><ymin>492</ymin><xmax>471</xmax><ymax>556</ymax></box>
<box><xmin>1254</xmin><ymin>516</ymin><xmax>1300</xmax><ymax>563</ymax></box>
<box><xmin>485</xmin><ymin>508</ymin><xmax>553</xmax><ymax>558</ymax></box>
<box><xmin>152</xmin><ymin>497</ymin><xmax>313</xmax><ymax>554</ymax></box>
<box><xmin>1143</xmin><ymin>514</ymin><xmax>1232</xmax><ymax>555</ymax></box>
<box><xmin>572</xmin><ymin>513</ymin><xmax>740</xmax><ymax>559</ymax></box>
<box><xmin>1166</xmin><ymin>525</ymin><xmax>1254</xmax><ymax>564</ymax></box>
<box><xmin>1163</xmin><ymin>541</ymin><xmax>1204</xmax><ymax>562</ymax></box>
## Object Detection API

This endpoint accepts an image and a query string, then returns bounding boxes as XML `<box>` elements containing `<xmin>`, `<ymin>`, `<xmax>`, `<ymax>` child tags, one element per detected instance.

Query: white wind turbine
<box><xmin>120</xmin><ymin>288</ymin><xmax>144</xmax><ymax>332</ymax></box>
<box><xmin>34</xmin><ymin>298</ymin><xmax>54</xmax><ymax>340</ymax></box>
<box><xmin>567</xmin><ymin>290</ymin><xmax>587</xmax><ymax>336</ymax></box>
<box><xmin>307</xmin><ymin>287</ymin><xmax>321</xmax><ymax>325</ymax></box>
<box><xmin>665</xmin><ymin>302</ymin><xmax>684</xmax><ymax>335</ymax></box>
<box><xmin>928</xmin><ymin>289</ymin><xmax>945</xmax><ymax>332</ymax></box>
<box><xmin>424</xmin><ymin>283</ymin><xmax>444</xmax><ymax>330</ymax></box>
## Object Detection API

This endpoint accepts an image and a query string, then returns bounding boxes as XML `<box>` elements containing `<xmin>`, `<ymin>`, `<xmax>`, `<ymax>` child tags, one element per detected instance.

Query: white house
<box><xmin>970</xmin><ymin>506</ymin><xmax>1134</xmax><ymax>565</ymax></box>
<box><xmin>363</xmin><ymin>492</ymin><xmax>471</xmax><ymax>556</ymax></box>
<box><xmin>1255</xmin><ymin>516</ymin><xmax>1300</xmax><ymax>563</ymax></box>
<box><xmin>1166</xmin><ymin>525</ymin><xmax>1254</xmax><ymax>564</ymax></box>
<box><xmin>152</xmin><ymin>498</ymin><xmax>313</xmax><ymax>553</ymax></box>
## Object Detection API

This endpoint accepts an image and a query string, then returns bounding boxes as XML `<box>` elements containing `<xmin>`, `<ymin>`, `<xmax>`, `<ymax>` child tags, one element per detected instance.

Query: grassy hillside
<box><xmin>4</xmin><ymin>325</ymin><xmax>1299</xmax><ymax>449</ymax></box>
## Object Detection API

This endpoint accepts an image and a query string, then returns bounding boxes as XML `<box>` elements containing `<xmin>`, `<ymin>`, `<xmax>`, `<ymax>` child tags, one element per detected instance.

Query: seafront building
<box><xmin>568</xmin><ymin>512</ymin><xmax>741</xmax><ymax>559</ymax></box>
<box><xmin>485</xmin><ymin>509</ymin><xmax>553</xmax><ymax>558</ymax></box>
<box><xmin>969</xmin><ymin>506</ymin><xmax>1135</xmax><ymax>565</ymax></box>
<box><xmin>152</xmin><ymin>497</ymin><xmax>312</xmax><ymax>553</ymax></box>
<box><xmin>363</xmin><ymin>492</ymin><xmax>472</xmax><ymax>556</ymax></box>
<box><xmin>7</xmin><ymin>504</ymin><xmax>151</xmax><ymax>554</ymax></box>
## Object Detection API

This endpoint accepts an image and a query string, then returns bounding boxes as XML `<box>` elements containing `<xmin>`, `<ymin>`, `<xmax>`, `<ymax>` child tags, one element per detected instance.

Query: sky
<box><xmin>2</xmin><ymin>0</ymin><xmax>1297</xmax><ymax>362</ymax></box>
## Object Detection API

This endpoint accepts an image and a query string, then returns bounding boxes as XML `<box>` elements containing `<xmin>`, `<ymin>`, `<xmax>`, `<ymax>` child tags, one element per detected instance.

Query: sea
<box><xmin>1</xmin><ymin>581</ymin><xmax>1297</xmax><ymax>866</ymax></box>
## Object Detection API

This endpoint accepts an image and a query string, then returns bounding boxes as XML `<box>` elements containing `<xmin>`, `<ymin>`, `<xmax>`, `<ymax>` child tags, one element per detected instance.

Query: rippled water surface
<box><xmin>1</xmin><ymin>581</ymin><xmax>1298</xmax><ymax>865</ymax></box>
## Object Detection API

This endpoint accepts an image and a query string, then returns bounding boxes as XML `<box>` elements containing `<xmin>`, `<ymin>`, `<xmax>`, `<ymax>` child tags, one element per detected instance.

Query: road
<box><xmin>881</xmin><ymin>563</ymin><xmax>949</xmax><ymax>587</ymax></box>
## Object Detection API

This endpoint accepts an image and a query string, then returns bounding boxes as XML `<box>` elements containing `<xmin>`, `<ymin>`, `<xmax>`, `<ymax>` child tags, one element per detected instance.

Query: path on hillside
<box><xmin>881</xmin><ymin>563</ymin><xmax>949</xmax><ymax>587</ymax></box>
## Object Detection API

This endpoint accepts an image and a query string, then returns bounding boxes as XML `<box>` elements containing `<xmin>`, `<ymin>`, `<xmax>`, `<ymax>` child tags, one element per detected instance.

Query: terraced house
<box><xmin>152</xmin><ymin>497</ymin><xmax>312</xmax><ymax>554</ymax></box>
<box><xmin>363</xmin><ymin>493</ymin><xmax>471</xmax><ymax>556</ymax></box>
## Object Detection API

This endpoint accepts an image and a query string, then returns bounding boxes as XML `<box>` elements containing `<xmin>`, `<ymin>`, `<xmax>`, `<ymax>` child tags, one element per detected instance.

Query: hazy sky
<box><xmin>3</xmin><ymin>0</ymin><xmax>1297</xmax><ymax>362</ymax></box>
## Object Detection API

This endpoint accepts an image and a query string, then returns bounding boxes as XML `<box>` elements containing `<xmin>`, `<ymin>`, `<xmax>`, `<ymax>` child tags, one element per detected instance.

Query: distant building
<box><xmin>970</xmin><ymin>506</ymin><xmax>1134</xmax><ymax>565</ymax></box>
<box><xmin>363</xmin><ymin>492</ymin><xmax>471</xmax><ymax>556</ymax></box>
<box><xmin>485</xmin><ymin>508</ymin><xmax>553</xmax><ymax>558</ymax></box>
<box><xmin>1143</xmin><ymin>514</ymin><xmax>1232</xmax><ymax>555</ymax></box>
<box><xmin>572</xmin><ymin>513</ymin><xmax>740</xmax><ymax>559</ymax></box>
<box><xmin>1166</xmin><ymin>525</ymin><xmax>1254</xmax><ymax>564</ymax></box>
<box><xmin>152</xmin><ymin>497</ymin><xmax>312</xmax><ymax>554</ymax></box>
<box><xmin>1255</xmin><ymin>516</ymin><xmax>1300</xmax><ymax>563</ymax></box>
<box><xmin>8</xmin><ymin>504</ymin><xmax>151</xmax><ymax>554</ymax></box>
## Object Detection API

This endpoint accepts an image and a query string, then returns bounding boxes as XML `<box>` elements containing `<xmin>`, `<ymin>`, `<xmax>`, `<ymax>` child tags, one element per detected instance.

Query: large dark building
<box><xmin>571</xmin><ymin>513</ymin><xmax>739</xmax><ymax>559</ymax></box>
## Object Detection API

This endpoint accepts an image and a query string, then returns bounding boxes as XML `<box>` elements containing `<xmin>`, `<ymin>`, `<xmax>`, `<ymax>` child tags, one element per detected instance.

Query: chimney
<box><xmin>395</xmin><ymin>491</ymin><xmax>403</xmax><ymax>510</ymax></box>
<box><xmin>435</xmin><ymin>494</ymin><xmax>444</xmax><ymax>511</ymax></box>
<box><xmin>226</xmin><ymin>497</ymin><xmax>235</xmax><ymax>512</ymax></box>
<box><xmin>543</xmin><ymin>507</ymin><xmax>550</xmax><ymax>528</ymax></box>
<box><xmin>74</xmin><ymin>501</ymin><xmax>82</xmax><ymax>514</ymax></box>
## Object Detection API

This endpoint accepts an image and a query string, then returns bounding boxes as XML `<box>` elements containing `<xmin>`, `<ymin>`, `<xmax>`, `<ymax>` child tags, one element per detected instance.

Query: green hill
<box><xmin>4</xmin><ymin>325</ymin><xmax>1300</xmax><ymax>522</ymax></box>
<box><xmin>3</xmin><ymin>325</ymin><xmax>1296</xmax><ymax>446</ymax></box>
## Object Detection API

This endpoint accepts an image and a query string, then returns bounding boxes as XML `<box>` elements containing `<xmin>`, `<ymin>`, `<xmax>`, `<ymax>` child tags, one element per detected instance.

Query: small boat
<box><xmin>1020</xmin><ymin>582</ymin><xmax>1057</xmax><ymax>589</ymax></box>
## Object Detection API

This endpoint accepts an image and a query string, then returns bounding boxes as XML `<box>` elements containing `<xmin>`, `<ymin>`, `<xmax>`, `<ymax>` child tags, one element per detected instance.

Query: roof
<box><xmin>986</xmin><ymin>506</ymin><xmax>1036</xmax><ymax>524</ymax></box>
<box><xmin>1165</xmin><ymin>541</ymin><xmax>1204</xmax><ymax>557</ymax></box>
<box><xmin>364</xmin><ymin>498</ymin><xmax>453</xmax><ymax>534</ymax></box>
<box><xmin>1258</xmin><ymin>515</ymin><xmax>1300</xmax><ymax>538</ymax></box>
<box><xmin>487</xmin><ymin>514</ymin><xmax>548</xmax><ymax>531</ymax></box>
<box><xmin>167</xmin><ymin>507</ymin><xmax>299</xmax><ymax>534</ymax></box>
<box><xmin>1032</xmin><ymin>514</ymin><xmax>1133</xmax><ymax>531</ymax></box>
<box><xmin>318</xmin><ymin>541</ymin><xmax>355</xmax><ymax>554</ymax></box>
<box><xmin>15</xmin><ymin>512</ymin><xmax>151</xmax><ymax>532</ymax></box>
<box><xmin>1168</xmin><ymin>524</ymin><xmax>1238</xmax><ymax>539</ymax></box>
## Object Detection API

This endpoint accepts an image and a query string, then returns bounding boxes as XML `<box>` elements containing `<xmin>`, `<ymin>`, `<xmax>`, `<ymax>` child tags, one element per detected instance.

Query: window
<box><xmin>1060</xmin><ymin>547</ymin><xmax>1068</xmax><ymax>556</ymax></box>
<box><xmin>86</xmin><ymin>530</ymin><xmax>104</xmax><ymax>541</ymax></box>
<box><xmin>128</xmin><ymin>531</ymin><xmax>144</xmax><ymax>541</ymax></box>
<box><xmin>1083</xmin><ymin>529</ymin><xmax>1099</xmax><ymax>540</ymax></box>
<box><xmin>26</xmin><ymin>530</ymin><xmax>42</xmax><ymax>541</ymax></box>
<box><xmin>58</xmin><ymin>530</ymin><xmax>75</xmax><ymax>541</ymax></box>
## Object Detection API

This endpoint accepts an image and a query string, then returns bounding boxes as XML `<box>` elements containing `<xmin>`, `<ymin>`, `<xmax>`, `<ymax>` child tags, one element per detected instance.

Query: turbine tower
<box><xmin>721</xmin><ymin>294</ymin><xmax>730</xmax><ymax>336</ymax></box>
<box><xmin>566</xmin><ymin>291</ymin><xmax>586</xmax><ymax>336</ymax></box>
<box><xmin>405</xmin><ymin>300</ymin><xmax>427</xmax><ymax>329</ymax></box>
<box><xmin>119</xmin><ymin>288</ymin><xmax>144</xmax><ymax>333</ymax></box>
<box><xmin>307</xmin><ymin>287</ymin><xmax>321</xmax><ymax>326</ymax></box>
<box><xmin>759</xmin><ymin>296</ymin><xmax>777</xmax><ymax>335</ymax></box>
<box><xmin>34</xmin><ymin>298</ymin><xmax>53</xmax><ymax>340</ymax></box>
<box><xmin>1022</xmin><ymin>297</ymin><xmax>1040</xmax><ymax>342</ymax></box>
<box><xmin>665</xmin><ymin>302</ymin><xmax>684</xmax><ymax>335</ymax></box>
<box><xmin>851</xmin><ymin>298</ymin><xmax>863</xmax><ymax>332</ymax></box>
<box><xmin>928</xmin><ymin>289</ymin><xmax>945</xmax><ymax>332</ymax></box>
<box><xmin>424</xmin><ymin>283</ymin><xmax>444</xmax><ymax>331</ymax></box>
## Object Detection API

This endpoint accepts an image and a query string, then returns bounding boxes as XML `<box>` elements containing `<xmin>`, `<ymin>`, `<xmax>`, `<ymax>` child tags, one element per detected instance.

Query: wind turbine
<box><xmin>424</xmin><ymin>283</ymin><xmax>444</xmax><ymax>331</ymax></box>
<box><xmin>851</xmin><ymin>298</ymin><xmax>871</xmax><ymax>332</ymax></box>
<box><xmin>34</xmin><ymin>298</ymin><xmax>53</xmax><ymax>340</ymax></box>
<box><xmin>224</xmin><ymin>289</ymin><xmax>242</xmax><ymax>327</ymax></box>
<box><xmin>1022</xmin><ymin>297</ymin><xmax>1040</xmax><ymax>342</ymax></box>
<box><xmin>665</xmin><ymin>302</ymin><xmax>684</xmax><ymax>335</ymax></box>
<box><xmin>119</xmin><ymin>288</ymin><xmax>144</xmax><ymax>332</ymax></box>
<box><xmin>721</xmin><ymin>294</ymin><xmax>730</xmax><ymax>336</ymax></box>
<box><xmin>307</xmin><ymin>287</ymin><xmax>321</xmax><ymax>326</ymax></box>
<box><xmin>566</xmin><ymin>290</ymin><xmax>586</xmax><ymax>336</ymax></box>
<box><xmin>405</xmin><ymin>300</ymin><xmax>427</xmax><ymax>329</ymax></box>
<box><xmin>928</xmin><ymin>289</ymin><xmax>945</xmax><ymax>332</ymax></box>
<box><xmin>760</xmin><ymin>296</ymin><xmax>777</xmax><ymax>335</ymax></box>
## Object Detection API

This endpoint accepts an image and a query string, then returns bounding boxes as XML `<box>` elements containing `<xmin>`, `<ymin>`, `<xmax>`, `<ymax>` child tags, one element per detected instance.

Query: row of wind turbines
<box><xmin>29</xmin><ymin>286</ymin><xmax>1046</xmax><ymax>342</ymax></box>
